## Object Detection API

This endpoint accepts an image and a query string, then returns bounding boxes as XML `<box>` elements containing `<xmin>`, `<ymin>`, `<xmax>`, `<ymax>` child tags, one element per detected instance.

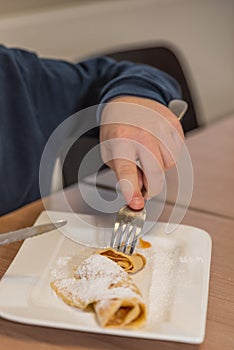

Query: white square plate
<box><xmin>0</xmin><ymin>210</ymin><xmax>211</xmax><ymax>344</ymax></box>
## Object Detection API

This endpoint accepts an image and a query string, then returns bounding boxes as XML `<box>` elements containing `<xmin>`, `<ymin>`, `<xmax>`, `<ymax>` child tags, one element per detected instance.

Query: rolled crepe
<box><xmin>97</xmin><ymin>248</ymin><xmax>146</xmax><ymax>273</ymax></box>
<box><xmin>50</xmin><ymin>254</ymin><xmax>146</xmax><ymax>328</ymax></box>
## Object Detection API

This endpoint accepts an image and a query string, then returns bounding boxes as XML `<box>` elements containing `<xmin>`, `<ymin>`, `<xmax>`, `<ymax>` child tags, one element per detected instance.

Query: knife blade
<box><xmin>0</xmin><ymin>220</ymin><xmax>67</xmax><ymax>246</ymax></box>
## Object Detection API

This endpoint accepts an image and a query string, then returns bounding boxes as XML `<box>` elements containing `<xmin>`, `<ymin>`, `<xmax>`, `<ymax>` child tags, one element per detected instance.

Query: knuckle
<box><xmin>165</xmin><ymin>157</ymin><xmax>176</xmax><ymax>169</ymax></box>
<box><xmin>118</xmin><ymin>162</ymin><xmax>135</xmax><ymax>175</ymax></box>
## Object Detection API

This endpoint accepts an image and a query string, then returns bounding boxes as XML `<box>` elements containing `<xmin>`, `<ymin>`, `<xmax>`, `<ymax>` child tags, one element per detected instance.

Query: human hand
<box><xmin>100</xmin><ymin>96</ymin><xmax>185</xmax><ymax>210</ymax></box>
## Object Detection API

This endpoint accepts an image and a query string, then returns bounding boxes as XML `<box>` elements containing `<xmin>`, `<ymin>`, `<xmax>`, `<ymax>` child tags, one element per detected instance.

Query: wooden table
<box><xmin>165</xmin><ymin>114</ymin><xmax>234</xmax><ymax>219</ymax></box>
<box><xmin>0</xmin><ymin>183</ymin><xmax>233</xmax><ymax>350</ymax></box>
<box><xmin>0</xmin><ymin>116</ymin><xmax>234</xmax><ymax>350</ymax></box>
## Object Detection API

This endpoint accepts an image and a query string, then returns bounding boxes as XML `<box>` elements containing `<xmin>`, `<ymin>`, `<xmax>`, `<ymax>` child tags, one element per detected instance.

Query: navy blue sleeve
<box><xmin>0</xmin><ymin>45</ymin><xmax>181</xmax><ymax>215</ymax></box>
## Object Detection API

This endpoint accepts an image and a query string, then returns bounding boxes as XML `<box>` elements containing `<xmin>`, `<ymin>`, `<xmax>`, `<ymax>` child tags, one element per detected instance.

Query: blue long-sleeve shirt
<box><xmin>0</xmin><ymin>45</ymin><xmax>181</xmax><ymax>215</ymax></box>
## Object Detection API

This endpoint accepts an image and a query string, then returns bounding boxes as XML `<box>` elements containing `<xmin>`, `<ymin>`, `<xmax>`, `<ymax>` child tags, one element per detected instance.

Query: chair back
<box><xmin>106</xmin><ymin>45</ymin><xmax>198</xmax><ymax>133</ymax></box>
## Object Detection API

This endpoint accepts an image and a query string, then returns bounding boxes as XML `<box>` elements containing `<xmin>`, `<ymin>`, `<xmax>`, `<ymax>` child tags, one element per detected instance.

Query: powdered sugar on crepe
<box><xmin>51</xmin><ymin>255</ymin><xmax>143</xmax><ymax>308</ymax></box>
<box><xmin>50</xmin><ymin>238</ymin><xmax>180</xmax><ymax>323</ymax></box>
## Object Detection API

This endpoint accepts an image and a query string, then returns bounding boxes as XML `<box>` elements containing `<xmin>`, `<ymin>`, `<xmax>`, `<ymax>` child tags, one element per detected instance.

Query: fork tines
<box><xmin>110</xmin><ymin>206</ymin><xmax>146</xmax><ymax>255</ymax></box>
<box><xmin>111</xmin><ymin>223</ymin><xmax>139</xmax><ymax>255</ymax></box>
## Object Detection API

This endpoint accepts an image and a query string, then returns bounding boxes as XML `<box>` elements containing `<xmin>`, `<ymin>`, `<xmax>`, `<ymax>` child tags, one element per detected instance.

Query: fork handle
<box><xmin>168</xmin><ymin>99</ymin><xmax>188</xmax><ymax>121</ymax></box>
<box><xmin>141</xmin><ymin>185</ymin><xmax>147</xmax><ymax>198</ymax></box>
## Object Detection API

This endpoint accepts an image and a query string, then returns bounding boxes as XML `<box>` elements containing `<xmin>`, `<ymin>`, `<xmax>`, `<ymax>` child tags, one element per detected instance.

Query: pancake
<box><xmin>50</xmin><ymin>254</ymin><xmax>146</xmax><ymax>328</ymax></box>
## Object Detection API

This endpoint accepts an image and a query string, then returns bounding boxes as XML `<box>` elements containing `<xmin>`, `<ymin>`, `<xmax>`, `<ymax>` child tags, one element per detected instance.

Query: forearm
<box><xmin>0</xmin><ymin>45</ymin><xmax>181</xmax><ymax>133</ymax></box>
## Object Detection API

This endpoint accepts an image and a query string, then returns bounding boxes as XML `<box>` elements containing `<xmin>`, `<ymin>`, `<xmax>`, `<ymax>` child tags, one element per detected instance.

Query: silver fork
<box><xmin>110</xmin><ymin>196</ymin><xmax>147</xmax><ymax>255</ymax></box>
<box><xmin>110</xmin><ymin>99</ymin><xmax>188</xmax><ymax>255</ymax></box>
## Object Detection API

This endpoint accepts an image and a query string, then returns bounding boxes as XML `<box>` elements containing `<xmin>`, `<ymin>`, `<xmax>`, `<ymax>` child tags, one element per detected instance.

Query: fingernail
<box><xmin>129</xmin><ymin>196</ymin><xmax>144</xmax><ymax>210</ymax></box>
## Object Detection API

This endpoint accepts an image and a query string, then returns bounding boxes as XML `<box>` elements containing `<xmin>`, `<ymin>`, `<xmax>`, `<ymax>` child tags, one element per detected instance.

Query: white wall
<box><xmin>0</xmin><ymin>0</ymin><xmax>82</xmax><ymax>15</ymax></box>
<box><xmin>0</xmin><ymin>0</ymin><xmax>233</xmax><ymax>124</ymax></box>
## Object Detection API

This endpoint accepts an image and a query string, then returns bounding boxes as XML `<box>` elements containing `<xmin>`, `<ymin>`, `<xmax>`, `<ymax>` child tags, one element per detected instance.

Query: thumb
<box><xmin>112</xmin><ymin>159</ymin><xmax>145</xmax><ymax>210</ymax></box>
